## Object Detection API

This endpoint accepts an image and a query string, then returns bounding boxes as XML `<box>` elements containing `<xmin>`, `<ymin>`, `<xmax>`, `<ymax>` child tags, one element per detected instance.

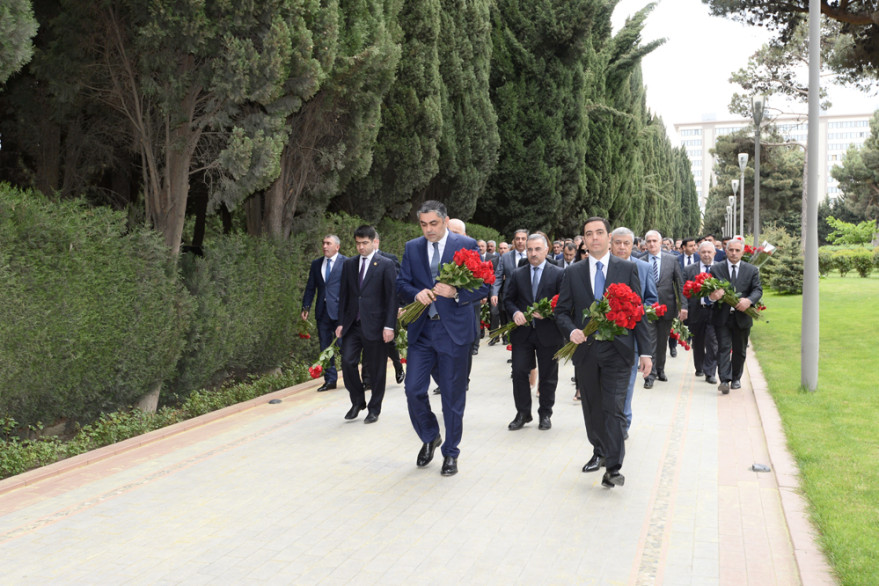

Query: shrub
<box><xmin>0</xmin><ymin>186</ymin><xmax>190</xmax><ymax>429</ymax></box>
<box><xmin>818</xmin><ymin>249</ymin><xmax>834</xmax><ymax>276</ymax></box>
<box><xmin>762</xmin><ymin>225</ymin><xmax>803</xmax><ymax>294</ymax></box>
<box><xmin>873</xmin><ymin>247</ymin><xmax>879</xmax><ymax>269</ymax></box>
<box><xmin>849</xmin><ymin>249</ymin><xmax>874</xmax><ymax>277</ymax></box>
<box><xmin>831</xmin><ymin>250</ymin><xmax>854</xmax><ymax>277</ymax></box>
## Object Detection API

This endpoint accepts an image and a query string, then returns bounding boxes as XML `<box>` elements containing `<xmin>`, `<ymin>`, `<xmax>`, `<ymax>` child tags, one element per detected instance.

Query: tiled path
<box><xmin>0</xmin><ymin>339</ymin><xmax>836</xmax><ymax>584</ymax></box>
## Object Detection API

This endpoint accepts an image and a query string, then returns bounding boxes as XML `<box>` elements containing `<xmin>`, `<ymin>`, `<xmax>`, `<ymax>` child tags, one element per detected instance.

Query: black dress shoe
<box><xmin>719</xmin><ymin>381</ymin><xmax>730</xmax><ymax>394</ymax></box>
<box><xmin>731</xmin><ymin>380</ymin><xmax>742</xmax><ymax>389</ymax></box>
<box><xmin>623</xmin><ymin>429</ymin><xmax>629</xmax><ymax>440</ymax></box>
<box><xmin>488</xmin><ymin>338</ymin><xmax>497</xmax><ymax>346</ymax></box>
<box><xmin>643</xmin><ymin>379</ymin><xmax>654</xmax><ymax>389</ymax></box>
<box><xmin>441</xmin><ymin>456</ymin><xmax>458</xmax><ymax>476</ymax></box>
<box><xmin>582</xmin><ymin>454</ymin><xmax>606</xmax><ymax>473</ymax></box>
<box><xmin>395</xmin><ymin>368</ymin><xmax>405</xmax><ymax>384</ymax></box>
<box><xmin>601</xmin><ymin>471</ymin><xmax>625</xmax><ymax>488</ymax></box>
<box><xmin>670</xmin><ymin>347</ymin><xmax>677</xmax><ymax>357</ymax></box>
<box><xmin>363</xmin><ymin>383</ymin><xmax>372</xmax><ymax>391</ymax></box>
<box><xmin>706</xmin><ymin>375</ymin><xmax>717</xmax><ymax>384</ymax></box>
<box><xmin>364</xmin><ymin>412</ymin><xmax>379</xmax><ymax>424</ymax></box>
<box><xmin>657</xmin><ymin>373</ymin><xmax>668</xmax><ymax>382</ymax></box>
<box><xmin>471</xmin><ymin>348</ymin><xmax>478</xmax><ymax>356</ymax></box>
<box><xmin>417</xmin><ymin>435</ymin><xmax>442</xmax><ymax>467</ymax></box>
<box><xmin>344</xmin><ymin>404</ymin><xmax>366</xmax><ymax>420</ymax></box>
<box><xmin>317</xmin><ymin>382</ymin><xmax>336</xmax><ymax>392</ymax></box>
<box><xmin>506</xmin><ymin>358</ymin><xmax>512</xmax><ymax>363</ymax></box>
<box><xmin>538</xmin><ymin>415</ymin><xmax>551</xmax><ymax>430</ymax></box>
<box><xmin>695</xmin><ymin>370</ymin><xmax>705</xmax><ymax>377</ymax></box>
<box><xmin>508</xmin><ymin>413</ymin><xmax>532</xmax><ymax>430</ymax></box>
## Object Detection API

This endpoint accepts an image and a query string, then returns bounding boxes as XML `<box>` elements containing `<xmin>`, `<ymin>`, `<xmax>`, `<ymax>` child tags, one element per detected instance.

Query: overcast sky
<box><xmin>611</xmin><ymin>0</ymin><xmax>877</xmax><ymax>138</ymax></box>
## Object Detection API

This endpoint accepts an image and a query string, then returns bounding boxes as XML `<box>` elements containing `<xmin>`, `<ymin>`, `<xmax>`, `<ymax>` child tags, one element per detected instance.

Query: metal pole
<box><xmin>753</xmin><ymin>96</ymin><xmax>765</xmax><ymax>246</ymax></box>
<box><xmin>729</xmin><ymin>194</ymin><xmax>737</xmax><ymax>239</ymax></box>
<box><xmin>738</xmin><ymin>153</ymin><xmax>748</xmax><ymax>237</ymax></box>
<box><xmin>802</xmin><ymin>0</ymin><xmax>820</xmax><ymax>391</ymax></box>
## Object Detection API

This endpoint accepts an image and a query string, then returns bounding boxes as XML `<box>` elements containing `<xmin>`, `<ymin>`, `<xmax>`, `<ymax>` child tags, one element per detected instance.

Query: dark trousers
<box><xmin>690</xmin><ymin>320</ymin><xmax>718</xmax><ymax>376</ymax></box>
<box><xmin>716</xmin><ymin>320</ymin><xmax>750</xmax><ymax>383</ymax></box>
<box><xmin>340</xmin><ymin>323</ymin><xmax>387</xmax><ymax>415</ymax></box>
<box><xmin>316</xmin><ymin>316</ymin><xmax>339</xmax><ymax>383</ymax></box>
<box><xmin>404</xmin><ymin>320</ymin><xmax>470</xmax><ymax>458</ymax></box>
<box><xmin>650</xmin><ymin>317</ymin><xmax>673</xmax><ymax>380</ymax></box>
<box><xmin>575</xmin><ymin>342</ymin><xmax>630</xmax><ymax>473</ymax></box>
<box><xmin>511</xmin><ymin>333</ymin><xmax>560</xmax><ymax>418</ymax></box>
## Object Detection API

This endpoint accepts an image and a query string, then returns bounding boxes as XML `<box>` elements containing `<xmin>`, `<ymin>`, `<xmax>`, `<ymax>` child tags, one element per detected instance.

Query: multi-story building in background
<box><xmin>675</xmin><ymin>113</ymin><xmax>873</xmax><ymax>208</ymax></box>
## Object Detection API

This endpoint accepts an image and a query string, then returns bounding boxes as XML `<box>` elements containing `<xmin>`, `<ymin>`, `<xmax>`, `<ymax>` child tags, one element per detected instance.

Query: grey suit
<box><xmin>644</xmin><ymin>252</ymin><xmax>683</xmax><ymax>381</ymax></box>
<box><xmin>710</xmin><ymin>260</ymin><xmax>762</xmax><ymax>383</ymax></box>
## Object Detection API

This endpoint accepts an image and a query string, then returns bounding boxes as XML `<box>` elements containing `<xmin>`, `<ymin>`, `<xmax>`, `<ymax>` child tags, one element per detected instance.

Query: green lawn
<box><xmin>749</xmin><ymin>274</ymin><xmax>879</xmax><ymax>586</ymax></box>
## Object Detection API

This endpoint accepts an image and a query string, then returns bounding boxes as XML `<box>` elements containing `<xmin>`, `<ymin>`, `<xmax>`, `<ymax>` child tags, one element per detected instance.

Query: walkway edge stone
<box><xmin>0</xmin><ymin>378</ymin><xmax>320</xmax><ymax>497</ymax></box>
<box><xmin>746</xmin><ymin>351</ymin><xmax>837</xmax><ymax>585</ymax></box>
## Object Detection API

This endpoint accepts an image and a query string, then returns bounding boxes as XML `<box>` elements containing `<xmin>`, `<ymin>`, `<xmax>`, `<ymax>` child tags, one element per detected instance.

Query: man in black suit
<box><xmin>683</xmin><ymin>241</ymin><xmax>719</xmax><ymax>385</ymax></box>
<box><xmin>708</xmin><ymin>238</ymin><xmax>763</xmax><ymax>394</ymax></box>
<box><xmin>301</xmin><ymin>235</ymin><xmax>347</xmax><ymax>391</ymax></box>
<box><xmin>504</xmin><ymin>234</ymin><xmax>566</xmax><ymax>431</ymax></box>
<box><xmin>491</xmin><ymin>229</ymin><xmax>528</xmax><ymax>344</ymax></box>
<box><xmin>643</xmin><ymin>230</ymin><xmax>684</xmax><ymax>388</ymax></box>
<box><xmin>335</xmin><ymin>225</ymin><xmax>398</xmax><ymax>423</ymax></box>
<box><xmin>555</xmin><ymin>217</ymin><xmax>654</xmax><ymax>488</ymax></box>
<box><xmin>677</xmin><ymin>238</ymin><xmax>698</xmax><ymax>271</ymax></box>
<box><xmin>560</xmin><ymin>242</ymin><xmax>577</xmax><ymax>268</ymax></box>
<box><xmin>374</xmin><ymin>231</ymin><xmax>405</xmax><ymax>385</ymax></box>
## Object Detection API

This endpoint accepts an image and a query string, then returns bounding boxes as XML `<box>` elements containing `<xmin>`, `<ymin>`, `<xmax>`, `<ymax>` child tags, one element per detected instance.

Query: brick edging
<box><xmin>746</xmin><ymin>352</ymin><xmax>838</xmax><ymax>585</ymax></box>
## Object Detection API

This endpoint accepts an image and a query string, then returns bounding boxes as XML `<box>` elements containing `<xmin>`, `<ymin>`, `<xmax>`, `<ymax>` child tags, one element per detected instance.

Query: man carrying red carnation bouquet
<box><xmin>555</xmin><ymin>217</ymin><xmax>655</xmax><ymax>489</ymax></box>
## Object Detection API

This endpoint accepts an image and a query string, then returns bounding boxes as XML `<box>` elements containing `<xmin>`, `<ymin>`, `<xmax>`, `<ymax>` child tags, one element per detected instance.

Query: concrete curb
<box><xmin>746</xmin><ymin>352</ymin><xmax>838</xmax><ymax>585</ymax></box>
<box><xmin>0</xmin><ymin>377</ymin><xmax>321</xmax><ymax>496</ymax></box>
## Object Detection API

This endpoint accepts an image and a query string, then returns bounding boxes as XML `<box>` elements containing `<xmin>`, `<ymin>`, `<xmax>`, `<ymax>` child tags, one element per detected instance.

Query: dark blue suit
<box><xmin>302</xmin><ymin>254</ymin><xmax>347</xmax><ymax>384</ymax></box>
<box><xmin>397</xmin><ymin>231</ymin><xmax>490</xmax><ymax>458</ymax></box>
<box><xmin>624</xmin><ymin>256</ymin><xmax>659</xmax><ymax>430</ymax></box>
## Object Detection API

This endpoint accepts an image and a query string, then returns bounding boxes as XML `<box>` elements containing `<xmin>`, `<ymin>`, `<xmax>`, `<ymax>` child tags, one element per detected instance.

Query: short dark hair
<box><xmin>583</xmin><ymin>216</ymin><xmax>611</xmax><ymax>233</ymax></box>
<box><xmin>681</xmin><ymin>237</ymin><xmax>695</xmax><ymax>247</ymax></box>
<box><xmin>563</xmin><ymin>242</ymin><xmax>577</xmax><ymax>252</ymax></box>
<box><xmin>513</xmin><ymin>229</ymin><xmax>529</xmax><ymax>238</ymax></box>
<box><xmin>703</xmin><ymin>233</ymin><xmax>715</xmax><ymax>240</ymax></box>
<box><xmin>417</xmin><ymin>200</ymin><xmax>447</xmax><ymax>219</ymax></box>
<box><xmin>354</xmin><ymin>225</ymin><xmax>377</xmax><ymax>240</ymax></box>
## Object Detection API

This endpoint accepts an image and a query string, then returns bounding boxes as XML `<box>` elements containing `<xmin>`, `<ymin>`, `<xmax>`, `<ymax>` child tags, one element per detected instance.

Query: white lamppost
<box><xmin>737</xmin><ymin>153</ymin><xmax>748</xmax><ymax>236</ymax></box>
<box><xmin>729</xmin><ymin>179</ymin><xmax>738</xmax><ymax>237</ymax></box>
<box><xmin>752</xmin><ymin>96</ymin><xmax>766</xmax><ymax>246</ymax></box>
<box><xmin>726</xmin><ymin>205</ymin><xmax>732</xmax><ymax>238</ymax></box>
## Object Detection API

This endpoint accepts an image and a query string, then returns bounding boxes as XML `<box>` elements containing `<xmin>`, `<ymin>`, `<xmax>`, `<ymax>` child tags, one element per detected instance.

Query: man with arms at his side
<box><xmin>555</xmin><ymin>218</ymin><xmax>654</xmax><ymax>488</ymax></box>
<box><xmin>684</xmin><ymin>241</ymin><xmax>719</xmax><ymax>385</ymax></box>
<box><xmin>397</xmin><ymin>201</ymin><xmax>490</xmax><ymax>476</ymax></box>
<box><xmin>642</xmin><ymin>230</ymin><xmax>683</xmax><ymax>389</ymax></box>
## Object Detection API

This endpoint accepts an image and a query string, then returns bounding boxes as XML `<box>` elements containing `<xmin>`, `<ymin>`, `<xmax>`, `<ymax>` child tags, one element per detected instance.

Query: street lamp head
<box><xmin>738</xmin><ymin>153</ymin><xmax>749</xmax><ymax>169</ymax></box>
<box><xmin>731</xmin><ymin>179</ymin><xmax>739</xmax><ymax>193</ymax></box>
<box><xmin>752</xmin><ymin>95</ymin><xmax>766</xmax><ymax>125</ymax></box>
<box><xmin>726</xmin><ymin>205</ymin><xmax>732</xmax><ymax>214</ymax></box>
<box><xmin>729</xmin><ymin>195</ymin><xmax>736</xmax><ymax>207</ymax></box>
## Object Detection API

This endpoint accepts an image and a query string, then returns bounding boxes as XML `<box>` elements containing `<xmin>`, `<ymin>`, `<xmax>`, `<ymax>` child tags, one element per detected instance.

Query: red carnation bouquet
<box><xmin>489</xmin><ymin>294</ymin><xmax>559</xmax><ymax>342</ymax></box>
<box><xmin>399</xmin><ymin>248</ymin><xmax>496</xmax><ymax>326</ymax></box>
<box><xmin>480</xmin><ymin>302</ymin><xmax>491</xmax><ymax>331</ymax></box>
<box><xmin>297</xmin><ymin>319</ymin><xmax>313</xmax><ymax>340</ymax></box>
<box><xmin>669</xmin><ymin>318</ymin><xmax>691</xmax><ymax>350</ymax></box>
<box><xmin>683</xmin><ymin>272</ymin><xmax>764</xmax><ymax>320</ymax></box>
<box><xmin>309</xmin><ymin>343</ymin><xmax>338</xmax><ymax>379</ymax></box>
<box><xmin>554</xmin><ymin>283</ymin><xmax>646</xmax><ymax>362</ymax></box>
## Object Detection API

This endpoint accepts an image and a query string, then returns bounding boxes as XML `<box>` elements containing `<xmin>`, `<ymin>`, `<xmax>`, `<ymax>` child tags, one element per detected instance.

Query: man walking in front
<box><xmin>397</xmin><ymin>201</ymin><xmax>490</xmax><ymax>476</ymax></box>
<box><xmin>555</xmin><ymin>217</ymin><xmax>654</xmax><ymax>488</ymax></box>
<box><xmin>642</xmin><ymin>230</ymin><xmax>683</xmax><ymax>389</ymax></box>
<box><xmin>301</xmin><ymin>235</ymin><xmax>347</xmax><ymax>392</ymax></box>
<box><xmin>684</xmin><ymin>241</ymin><xmax>720</xmax><ymax>385</ymax></box>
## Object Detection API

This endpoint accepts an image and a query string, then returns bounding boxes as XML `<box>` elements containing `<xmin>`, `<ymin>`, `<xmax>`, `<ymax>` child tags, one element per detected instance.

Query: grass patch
<box><xmin>750</xmin><ymin>274</ymin><xmax>879</xmax><ymax>586</ymax></box>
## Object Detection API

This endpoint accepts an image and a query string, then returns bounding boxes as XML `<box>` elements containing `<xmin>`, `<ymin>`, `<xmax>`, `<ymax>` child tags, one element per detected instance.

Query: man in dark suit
<box><xmin>642</xmin><ymin>230</ymin><xmax>684</xmax><ymax>389</ymax></box>
<box><xmin>396</xmin><ymin>200</ymin><xmax>490</xmax><ymax>476</ymax></box>
<box><xmin>555</xmin><ymin>217</ymin><xmax>654</xmax><ymax>489</ymax></box>
<box><xmin>677</xmin><ymin>238</ymin><xmax>698</xmax><ymax>271</ymax></box>
<box><xmin>560</xmin><ymin>242</ymin><xmax>577</xmax><ymax>268</ymax></box>
<box><xmin>301</xmin><ymin>235</ymin><xmax>347</xmax><ymax>391</ymax></box>
<box><xmin>610</xmin><ymin>227</ymin><xmax>658</xmax><ymax>439</ymax></box>
<box><xmin>504</xmin><ymin>234</ymin><xmax>566</xmax><ymax>431</ymax></box>
<box><xmin>374</xmin><ymin>231</ymin><xmax>405</xmax><ymax>385</ymax></box>
<box><xmin>683</xmin><ymin>241</ymin><xmax>719</xmax><ymax>385</ymax></box>
<box><xmin>708</xmin><ymin>238</ymin><xmax>762</xmax><ymax>394</ymax></box>
<box><xmin>491</xmin><ymin>229</ymin><xmax>528</xmax><ymax>344</ymax></box>
<box><xmin>335</xmin><ymin>226</ymin><xmax>397</xmax><ymax>423</ymax></box>
<box><xmin>484</xmin><ymin>241</ymin><xmax>501</xmax><ymax>332</ymax></box>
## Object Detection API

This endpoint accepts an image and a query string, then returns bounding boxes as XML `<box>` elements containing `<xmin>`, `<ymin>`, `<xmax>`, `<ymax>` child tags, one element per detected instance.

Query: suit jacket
<box><xmin>555</xmin><ymin>255</ymin><xmax>655</xmax><ymax>366</ymax></box>
<box><xmin>504</xmin><ymin>262</ymin><xmax>565</xmax><ymax>348</ymax></box>
<box><xmin>710</xmin><ymin>260</ymin><xmax>762</xmax><ymax>329</ymax></box>
<box><xmin>302</xmin><ymin>254</ymin><xmax>348</xmax><ymax>322</ymax></box>
<box><xmin>337</xmin><ymin>254</ymin><xmax>398</xmax><ymax>341</ymax></box>
<box><xmin>492</xmin><ymin>249</ymin><xmax>527</xmax><ymax>298</ymax></box>
<box><xmin>397</xmin><ymin>231</ymin><xmax>490</xmax><ymax>347</ymax></box>
<box><xmin>631</xmin><ymin>257</ymin><xmax>659</xmax><ymax>306</ymax></box>
<box><xmin>715</xmin><ymin>249</ymin><xmax>727</xmax><ymax>262</ymax></box>
<box><xmin>483</xmin><ymin>251</ymin><xmax>498</xmax><ymax>264</ymax></box>
<box><xmin>645</xmin><ymin>252</ymin><xmax>684</xmax><ymax>317</ymax></box>
<box><xmin>678</xmin><ymin>253</ymin><xmax>698</xmax><ymax>271</ymax></box>
<box><xmin>684</xmin><ymin>262</ymin><xmax>714</xmax><ymax>325</ymax></box>
<box><xmin>377</xmin><ymin>249</ymin><xmax>401</xmax><ymax>274</ymax></box>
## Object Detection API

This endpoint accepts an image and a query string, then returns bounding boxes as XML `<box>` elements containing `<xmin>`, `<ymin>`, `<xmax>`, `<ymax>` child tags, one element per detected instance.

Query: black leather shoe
<box><xmin>719</xmin><ymin>381</ymin><xmax>730</xmax><ymax>395</ymax></box>
<box><xmin>623</xmin><ymin>429</ymin><xmax>629</xmax><ymax>440</ymax></box>
<box><xmin>643</xmin><ymin>379</ymin><xmax>654</xmax><ymax>389</ymax></box>
<box><xmin>395</xmin><ymin>367</ymin><xmax>405</xmax><ymax>384</ymax></box>
<box><xmin>344</xmin><ymin>404</ymin><xmax>366</xmax><ymax>420</ymax></box>
<box><xmin>488</xmin><ymin>338</ymin><xmax>497</xmax><ymax>346</ymax></box>
<box><xmin>364</xmin><ymin>412</ymin><xmax>379</xmax><ymax>424</ymax></box>
<box><xmin>506</xmin><ymin>358</ymin><xmax>512</xmax><ymax>363</ymax></box>
<box><xmin>508</xmin><ymin>413</ymin><xmax>532</xmax><ymax>430</ymax></box>
<box><xmin>538</xmin><ymin>416</ymin><xmax>551</xmax><ymax>430</ymax></box>
<box><xmin>471</xmin><ymin>348</ymin><xmax>479</xmax><ymax>356</ymax></box>
<box><xmin>363</xmin><ymin>383</ymin><xmax>372</xmax><ymax>391</ymax></box>
<box><xmin>441</xmin><ymin>456</ymin><xmax>458</xmax><ymax>476</ymax></box>
<box><xmin>601</xmin><ymin>471</ymin><xmax>625</xmax><ymax>488</ymax></box>
<box><xmin>657</xmin><ymin>373</ymin><xmax>668</xmax><ymax>382</ymax></box>
<box><xmin>317</xmin><ymin>382</ymin><xmax>336</xmax><ymax>392</ymax></box>
<box><xmin>731</xmin><ymin>380</ymin><xmax>742</xmax><ymax>389</ymax></box>
<box><xmin>670</xmin><ymin>347</ymin><xmax>677</xmax><ymax>357</ymax></box>
<box><xmin>582</xmin><ymin>454</ymin><xmax>606</xmax><ymax>473</ymax></box>
<box><xmin>695</xmin><ymin>370</ymin><xmax>705</xmax><ymax>377</ymax></box>
<box><xmin>417</xmin><ymin>435</ymin><xmax>442</xmax><ymax>467</ymax></box>
<box><xmin>706</xmin><ymin>375</ymin><xmax>717</xmax><ymax>384</ymax></box>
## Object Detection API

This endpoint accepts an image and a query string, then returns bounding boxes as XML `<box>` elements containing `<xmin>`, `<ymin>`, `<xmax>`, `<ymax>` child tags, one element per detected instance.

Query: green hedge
<box><xmin>0</xmin><ymin>186</ymin><xmax>190</xmax><ymax>428</ymax></box>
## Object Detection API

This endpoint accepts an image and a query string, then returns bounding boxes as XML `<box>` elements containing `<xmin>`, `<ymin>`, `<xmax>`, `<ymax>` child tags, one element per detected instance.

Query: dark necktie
<box><xmin>687</xmin><ymin>255</ymin><xmax>692</xmax><ymax>265</ymax></box>
<box><xmin>429</xmin><ymin>243</ymin><xmax>440</xmax><ymax>318</ymax></box>
<box><xmin>730</xmin><ymin>264</ymin><xmax>737</xmax><ymax>287</ymax></box>
<box><xmin>652</xmin><ymin>256</ymin><xmax>659</xmax><ymax>284</ymax></box>
<box><xmin>325</xmin><ymin>258</ymin><xmax>332</xmax><ymax>282</ymax></box>
<box><xmin>359</xmin><ymin>256</ymin><xmax>367</xmax><ymax>287</ymax></box>
<box><xmin>531</xmin><ymin>265</ymin><xmax>541</xmax><ymax>299</ymax></box>
<box><xmin>594</xmin><ymin>261</ymin><xmax>605</xmax><ymax>300</ymax></box>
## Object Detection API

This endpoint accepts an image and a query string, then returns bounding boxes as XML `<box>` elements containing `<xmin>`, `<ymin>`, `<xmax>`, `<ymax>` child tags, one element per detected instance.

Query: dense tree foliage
<box><xmin>832</xmin><ymin>110</ymin><xmax>879</xmax><ymax>221</ymax></box>
<box><xmin>0</xmin><ymin>0</ymin><xmax>37</xmax><ymax>84</ymax></box>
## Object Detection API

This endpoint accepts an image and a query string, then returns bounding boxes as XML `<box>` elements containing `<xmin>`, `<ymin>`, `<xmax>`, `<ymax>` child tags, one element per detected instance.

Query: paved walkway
<box><xmin>0</xmin><ymin>337</ymin><xmax>835</xmax><ymax>585</ymax></box>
